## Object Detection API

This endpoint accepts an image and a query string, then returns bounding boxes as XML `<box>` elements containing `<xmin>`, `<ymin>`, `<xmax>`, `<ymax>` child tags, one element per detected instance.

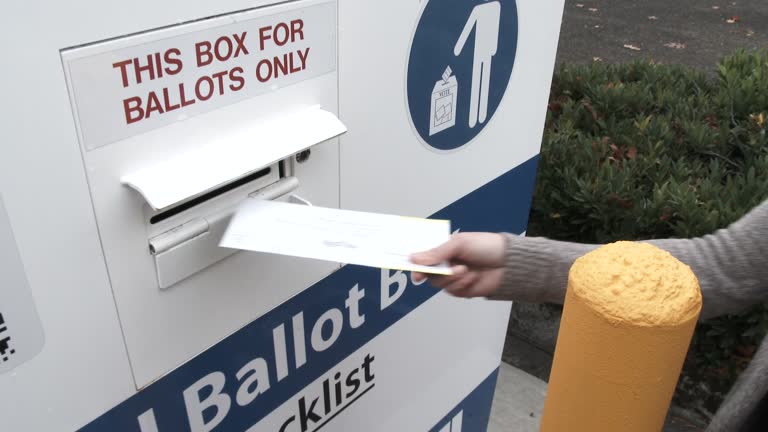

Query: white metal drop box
<box><xmin>0</xmin><ymin>0</ymin><xmax>564</xmax><ymax>430</ymax></box>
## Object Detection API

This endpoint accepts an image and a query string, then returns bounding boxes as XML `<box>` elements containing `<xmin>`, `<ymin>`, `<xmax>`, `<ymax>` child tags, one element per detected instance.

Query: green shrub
<box><xmin>529</xmin><ymin>50</ymin><xmax>768</xmax><ymax>414</ymax></box>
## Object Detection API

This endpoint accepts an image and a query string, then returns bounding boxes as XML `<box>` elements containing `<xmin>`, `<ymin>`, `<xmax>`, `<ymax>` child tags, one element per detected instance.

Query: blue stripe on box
<box><xmin>80</xmin><ymin>155</ymin><xmax>538</xmax><ymax>431</ymax></box>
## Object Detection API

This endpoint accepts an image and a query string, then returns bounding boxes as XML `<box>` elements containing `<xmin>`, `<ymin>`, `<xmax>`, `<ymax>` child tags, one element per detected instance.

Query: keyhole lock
<box><xmin>296</xmin><ymin>149</ymin><xmax>311</xmax><ymax>164</ymax></box>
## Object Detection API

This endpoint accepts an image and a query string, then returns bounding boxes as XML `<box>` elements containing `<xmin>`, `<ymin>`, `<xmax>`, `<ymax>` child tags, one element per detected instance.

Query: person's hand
<box><xmin>410</xmin><ymin>232</ymin><xmax>506</xmax><ymax>298</ymax></box>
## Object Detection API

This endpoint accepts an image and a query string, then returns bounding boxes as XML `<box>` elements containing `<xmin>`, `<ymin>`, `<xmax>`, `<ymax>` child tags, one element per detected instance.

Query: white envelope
<box><xmin>220</xmin><ymin>200</ymin><xmax>453</xmax><ymax>275</ymax></box>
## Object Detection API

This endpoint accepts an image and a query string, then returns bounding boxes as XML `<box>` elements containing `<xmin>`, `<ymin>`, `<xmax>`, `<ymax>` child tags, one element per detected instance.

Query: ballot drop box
<box><xmin>0</xmin><ymin>1</ymin><xmax>564</xmax><ymax>430</ymax></box>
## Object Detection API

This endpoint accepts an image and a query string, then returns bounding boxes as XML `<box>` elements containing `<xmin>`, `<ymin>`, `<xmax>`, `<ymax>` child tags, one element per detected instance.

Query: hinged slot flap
<box><xmin>121</xmin><ymin>106</ymin><xmax>346</xmax><ymax>210</ymax></box>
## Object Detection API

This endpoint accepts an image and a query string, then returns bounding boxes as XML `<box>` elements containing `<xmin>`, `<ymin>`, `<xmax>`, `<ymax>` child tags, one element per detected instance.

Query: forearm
<box><xmin>646</xmin><ymin>201</ymin><xmax>768</xmax><ymax>319</ymax></box>
<box><xmin>486</xmin><ymin>233</ymin><xmax>597</xmax><ymax>304</ymax></box>
<box><xmin>490</xmin><ymin>200</ymin><xmax>768</xmax><ymax>320</ymax></box>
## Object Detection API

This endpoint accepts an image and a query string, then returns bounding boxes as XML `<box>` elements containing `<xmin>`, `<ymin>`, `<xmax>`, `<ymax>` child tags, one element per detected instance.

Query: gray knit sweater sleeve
<box><xmin>488</xmin><ymin>199</ymin><xmax>768</xmax><ymax>320</ymax></box>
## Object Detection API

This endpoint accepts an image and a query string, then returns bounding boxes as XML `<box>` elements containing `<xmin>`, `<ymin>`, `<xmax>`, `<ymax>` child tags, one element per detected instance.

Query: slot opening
<box><xmin>149</xmin><ymin>167</ymin><xmax>272</xmax><ymax>225</ymax></box>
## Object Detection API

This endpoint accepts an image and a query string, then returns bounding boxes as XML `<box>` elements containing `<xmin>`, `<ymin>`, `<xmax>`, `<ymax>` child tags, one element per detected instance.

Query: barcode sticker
<box><xmin>0</xmin><ymin>195</ymin><xmax>44</xmax><ymax>374</ymax></box>
<box><xmin>0</xmin><ymin>313</ymin><xmax>16</xmax><ymax>363</ymax></box>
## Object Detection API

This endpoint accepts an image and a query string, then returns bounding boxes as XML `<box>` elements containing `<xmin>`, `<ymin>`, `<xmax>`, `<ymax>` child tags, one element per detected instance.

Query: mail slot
<box><xmin>117</xmin><ymin>105</ymin><xmax>347</xmax><ymax>290</ymax></box>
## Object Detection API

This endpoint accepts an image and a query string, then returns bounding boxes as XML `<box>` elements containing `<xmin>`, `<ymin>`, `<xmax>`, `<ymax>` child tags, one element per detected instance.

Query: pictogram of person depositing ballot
<box><xmin>454</xmin><ymin>1</ymin><xmax>501</xmax><ymax>129</ymax></box>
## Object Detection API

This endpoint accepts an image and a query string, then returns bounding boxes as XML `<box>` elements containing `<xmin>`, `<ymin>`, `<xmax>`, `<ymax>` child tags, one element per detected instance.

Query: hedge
<box><xmin>529</xmin><ymin>50</ymin><xmax>768</xmax><ymax>415</ymax></box>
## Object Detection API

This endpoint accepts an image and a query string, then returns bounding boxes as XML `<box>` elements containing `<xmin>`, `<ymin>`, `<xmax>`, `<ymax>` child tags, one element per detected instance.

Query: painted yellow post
<box><xmin>539</xmin><ymin>242</ymin><xmax>702</xmax><ymax>432</ymax></box>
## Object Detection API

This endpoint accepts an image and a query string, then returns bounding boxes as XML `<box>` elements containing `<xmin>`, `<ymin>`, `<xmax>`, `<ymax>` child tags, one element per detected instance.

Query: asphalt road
<box><xmin>555</xmin><ymin>0</ymin><xmax>768</xmax><ymax>69</ymax></box>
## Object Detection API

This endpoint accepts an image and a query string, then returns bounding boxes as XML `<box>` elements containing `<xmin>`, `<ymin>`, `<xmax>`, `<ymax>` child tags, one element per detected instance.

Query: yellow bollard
<box><xmin>540</xmin><ymin>242</ymin><xmax>702</xmax><ymax>432</ymax></box>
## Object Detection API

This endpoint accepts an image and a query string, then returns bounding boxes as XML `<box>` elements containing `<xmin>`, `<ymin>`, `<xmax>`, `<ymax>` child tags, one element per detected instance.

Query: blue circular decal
<box><xmin>407</xmin><ymin>0</ymin><xmax>518</xmax><ymax>151</ymax></box>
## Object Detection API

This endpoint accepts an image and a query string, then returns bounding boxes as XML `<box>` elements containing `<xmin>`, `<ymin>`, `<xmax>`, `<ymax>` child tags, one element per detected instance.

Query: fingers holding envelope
<box><xmin>410</xmin><ymin>232</ymin><xmax>507</xmax><ymax>298</ymax></box>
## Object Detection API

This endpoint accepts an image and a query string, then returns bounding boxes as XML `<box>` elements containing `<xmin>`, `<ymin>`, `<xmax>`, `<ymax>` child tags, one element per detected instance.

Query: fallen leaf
<box><xmin>621</xmin><ymin>199</ymin><xmax>633</xmax><ymax>209</ymax></box>
<box><xmin>705</xmin><ymin>115</ymin><xmax>720</xmax><ymax>129</ymax></box>
<box><xmin>735</xmin><ymin>345</ymin><xmax>757</xmax><ymax>358</ymax></box>
<box><xmin>623</xmin><ymin>44</ymin><xmax>642</xmax><ymax>51</ymax></box>
<box><xmin>648</xmin><ymin>16</ymin><xmax>658</xmax><ymax>20</ymax></box>
<box><xmin>627</xmin><ymin>147</ymin><xmax>638</xmax><ymax>160</ymax></box>
<box><xmin>588</xmin><ymin>7</ymin><xmax>598</xmax><ymax>12</ymax></box>
<box><xmin>664</xmin><ymin>42</ymin><xmax>687</xmax><ymax>49</ymax></box>
<box><xmin>726</xmin><ymin>16</ymin><xmax>741</xmax><ymax>24</ymax></box>
<box><xmin>593</xmin><ymin>56</ymin><xmax>603</xmax><ymax>62</ymax></box>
